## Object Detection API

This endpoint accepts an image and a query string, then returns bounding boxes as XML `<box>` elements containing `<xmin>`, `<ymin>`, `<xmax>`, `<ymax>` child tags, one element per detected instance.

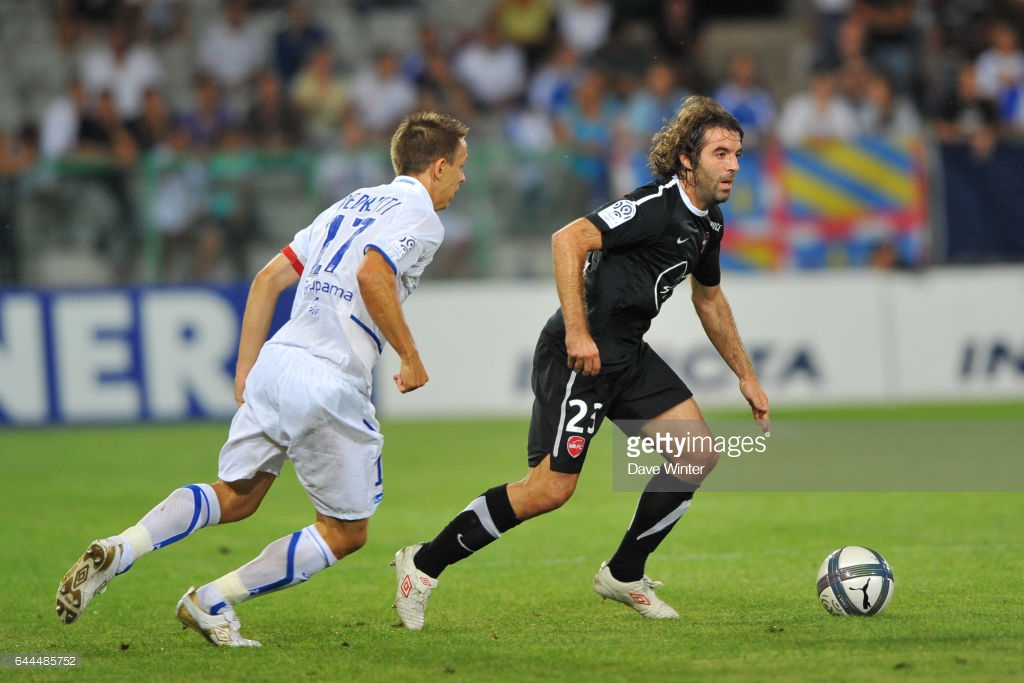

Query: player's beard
<box><xmin>691</xmin><ymin>162</ymin><xmax>733</xmax><ymax>208</ymax></box>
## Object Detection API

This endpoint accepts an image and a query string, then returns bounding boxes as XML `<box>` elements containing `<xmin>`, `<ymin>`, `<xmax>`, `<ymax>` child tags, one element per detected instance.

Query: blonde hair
<box><xmin>648</xmin><ymin>95</ymin><xmax>743</xmax><ymax>180</ymax></box>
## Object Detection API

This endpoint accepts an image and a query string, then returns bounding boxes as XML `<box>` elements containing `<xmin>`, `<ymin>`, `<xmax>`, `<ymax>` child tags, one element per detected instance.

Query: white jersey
<box><xmin>266</xmin><ymin>175</ymin><xmax>444</xmax><ymax>392</ymax></box>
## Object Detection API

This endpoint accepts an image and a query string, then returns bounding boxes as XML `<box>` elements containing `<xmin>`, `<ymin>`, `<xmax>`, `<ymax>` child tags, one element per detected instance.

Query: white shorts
<box><xmin>218</xmin><ymin>344</ymin><xmax>384</xmax><ymax>520</ymax></box>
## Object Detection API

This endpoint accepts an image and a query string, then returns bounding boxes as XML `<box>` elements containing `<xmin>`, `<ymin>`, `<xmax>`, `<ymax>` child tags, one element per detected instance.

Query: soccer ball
<box><xmin>816</xmin><ymin>546</ymin><xmax>894</xmax><ymax>616</ymax></box>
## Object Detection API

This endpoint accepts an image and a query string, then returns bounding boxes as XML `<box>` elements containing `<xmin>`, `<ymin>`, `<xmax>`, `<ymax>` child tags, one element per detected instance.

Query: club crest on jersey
<box><xmin>709</xmin><ymin>220</ymin><xmax>723</xmax><ymax>232</ymax></box>
<box><xmin>566</xmin><ymin>435</ymin><xmax>586</xmax><ymax>458</ymax></box>
<box><xmin>597</xmin><ymin>200</ymin><xmax>636</xmax><ymax>228</ymax></box>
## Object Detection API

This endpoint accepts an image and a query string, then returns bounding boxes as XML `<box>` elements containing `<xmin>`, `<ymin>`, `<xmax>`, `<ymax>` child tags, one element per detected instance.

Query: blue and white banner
<box><xmin>0</xmin><ymin>285</ymin><xmax>291</xmax><ymax>425</ymax></box>
<box><xmin>3</xmin><ymin>267</ymin><xmax>1023</xmax><ymax>426</ymax></box>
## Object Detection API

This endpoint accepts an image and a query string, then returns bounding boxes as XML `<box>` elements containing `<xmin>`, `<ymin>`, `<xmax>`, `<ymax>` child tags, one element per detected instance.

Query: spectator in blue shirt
<box><xmin>273</xmin><ymin>1</ymin><xmax>329</xmax><ymax>86</ymax></box>
<box><xmin>714</xmin><ymin>51</ymin><xmax>776</xmax><ymax>150</ymax></box>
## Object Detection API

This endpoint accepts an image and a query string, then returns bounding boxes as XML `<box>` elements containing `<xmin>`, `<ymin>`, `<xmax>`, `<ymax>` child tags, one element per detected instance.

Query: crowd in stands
<box><xmin>3</xmin><ymin>0</ymin><xmax>1024</xmax><ymax>285</ymax></box>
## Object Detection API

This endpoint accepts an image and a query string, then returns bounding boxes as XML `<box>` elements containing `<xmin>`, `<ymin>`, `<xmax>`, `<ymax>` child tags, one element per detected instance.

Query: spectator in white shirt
<box><xmin>196</xmin><ymin>0</ymin><xmax>265</xmax><ymax>103</ymax></box>
<box><xmin>348</xmin><ymin>50</ymin><xmax>418</xmax><ymax>141</ymax></box>
<box><xmin>79</xmin><ymin>21</ymin><xmax>165</xmax><ymax>124</ymax></box>
<box><xmin>453</xmin><ymin>22</ymin><xmax>528</xmax><ymax>112</ymax></box>
<box><xmin>40</xmin><ymin>79</ymin><xmax>87</xmax><ymax>159</ymax></box>
<box><xmin>556</xmin><ymin>0</ymin><xmax>613</xmax><ymax>57</ymax></box>
<box><xmin>973</xmin><ymin>18</ymin><xmax>1024</xmax><ymax>116</ymax></box>
<box><xmin>777</xmin><ymin>62</ymin><xmax>861</xmax><ymax>146</ymax></box>
<box><xmin>855</xmin><ymin>67</ymin><xmax>923</xmax><ymax>139</ymax></box>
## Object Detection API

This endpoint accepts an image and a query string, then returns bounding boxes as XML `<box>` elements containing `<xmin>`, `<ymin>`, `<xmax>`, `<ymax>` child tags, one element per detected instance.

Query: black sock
<box><xmin>414</xmin><ymin>485</ymin><xmax>520</xmax><ymax>578</ymax></box>
<box><xmin>606</xmin><ymin>472</ymin><xmax>695</xmax><ymax>582</ymax></box>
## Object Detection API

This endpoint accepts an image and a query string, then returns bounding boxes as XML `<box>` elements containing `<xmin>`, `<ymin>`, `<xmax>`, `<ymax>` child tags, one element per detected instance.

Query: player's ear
<box><xmin>679</xmin><ymin>152</ymin><xmax>692</xmax><ymax>172</ymax></box>
<box><xmin>431</xmin><ymin>155</ymin><xmax>448</xmax><ymax>180</ymax></box>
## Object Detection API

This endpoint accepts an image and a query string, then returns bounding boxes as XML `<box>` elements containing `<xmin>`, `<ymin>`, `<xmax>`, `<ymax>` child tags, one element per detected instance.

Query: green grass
<box><xmin>1</xmin><ymin>403</ymin><xmax>1022</xmax><ymax>682</ymax></box>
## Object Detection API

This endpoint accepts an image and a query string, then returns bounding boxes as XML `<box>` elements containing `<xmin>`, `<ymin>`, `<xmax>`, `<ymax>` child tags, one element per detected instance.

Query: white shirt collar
<box><xmin>675</xmin><ymin>176</ymin><xmax>708</xmax><ymax>217</ymax></box>
<box><xmin>393</xmin><ymin>175</ymin><xmax>432</xmax><ymax>204</ymax></box>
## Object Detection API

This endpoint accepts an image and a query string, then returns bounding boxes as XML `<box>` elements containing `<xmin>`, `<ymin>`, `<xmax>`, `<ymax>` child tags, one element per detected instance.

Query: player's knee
<box><xmin>512</xmin><ymin>460</ymin><xmax>578</xmax><ymax>518</ymax></box>
<box><xmin>348</xmin><ymin>526</ymin><xmax>368</xmax><ymax>553</ymax></box>
<box><xmin>318</xmin><ymin>520</ymin><xmax>368</xmax><ymax>560</ymax></box>
<box><xmin>327</xmin><ymin>533</ymin><xmax>366</xmax><ymax>560</ymax></box>
<box><xmin>696</xmin><ymin>445</ymin><xmax>720</xmax><ymax>472</ymax></box>
<box><xmin>535</xmin><ymin>476</ymin><xmax>576</xmax><ymax>513</ymax></box>
<box><xmin>213</xmin><ymin>483</ymin><xmax>261</xmax><ymax>523</ymax></box>
<box><xmin>221</xmin><ymin>497</ymin><xmax>260</xmax><ymax>523</ymax></box>
<box><xmin>689</xmin><ymin>430</ymin><xmax>720</xmax><ymax>471</ymax></box>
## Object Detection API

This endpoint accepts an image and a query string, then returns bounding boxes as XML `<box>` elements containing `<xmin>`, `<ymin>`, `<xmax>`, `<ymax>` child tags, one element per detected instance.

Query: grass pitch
<box><xmin>1</xmin><ymin>402</ymin><xmax>1022</xmax><ymax>682</ymax></box>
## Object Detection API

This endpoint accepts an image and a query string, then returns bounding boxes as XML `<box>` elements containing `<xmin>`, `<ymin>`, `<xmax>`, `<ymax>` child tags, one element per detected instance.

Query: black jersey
<box><xmin>541</xmin><ymin>175</ymin><xmax>724</xmax><ymax>370</ymax></box>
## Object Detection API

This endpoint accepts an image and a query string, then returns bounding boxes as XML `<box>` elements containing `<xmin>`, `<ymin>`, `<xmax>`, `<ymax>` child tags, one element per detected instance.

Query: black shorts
<box><xmin>527</xmin><ymin>337</ymin><xmax>693</xmax><ymax>474</ymax></box>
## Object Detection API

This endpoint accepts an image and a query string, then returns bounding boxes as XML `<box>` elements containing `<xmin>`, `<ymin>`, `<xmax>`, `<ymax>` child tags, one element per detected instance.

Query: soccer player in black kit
<box><xmin>393</xmin><ymin>95</ymin><xmax>771</xmax><ymax>628</ymax></box>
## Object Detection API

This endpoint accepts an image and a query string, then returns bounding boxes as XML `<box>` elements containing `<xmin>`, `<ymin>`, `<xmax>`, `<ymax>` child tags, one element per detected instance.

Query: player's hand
<box><xmin>234</xmin><ymin>373</ymin><xmax>248</xmax><ymax>406</ymax></box>
<box><xmin>739</xmin><ymin>376</ymin><xmax>770</xmax><ymax>434</ymax></box>
<box><xmin>566</xmin><ymin>330</ymin><xmax>601</xmax><ymax>376</ymax></box>
<box><xmin>394</xmin><ymin>356</ymin><xmax>429</xmax><ymax>393</ymax></box>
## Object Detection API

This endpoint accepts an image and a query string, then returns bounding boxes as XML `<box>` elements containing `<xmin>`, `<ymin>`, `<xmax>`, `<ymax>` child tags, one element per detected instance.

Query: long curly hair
<box><xmin>648</xmin><ymin>95</ymin><xmax>744</xmax><ymax>180</ymax></box>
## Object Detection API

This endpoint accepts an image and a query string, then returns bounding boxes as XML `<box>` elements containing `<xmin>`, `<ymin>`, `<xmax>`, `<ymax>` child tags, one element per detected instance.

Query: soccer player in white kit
<box><xmin>55</xmin><ymin>111</ymin><xmax>470</xmax><ymax>646</ymax></box>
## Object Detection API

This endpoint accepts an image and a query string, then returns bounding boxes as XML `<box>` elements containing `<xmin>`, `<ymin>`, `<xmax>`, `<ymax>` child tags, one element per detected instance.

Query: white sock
<box><xmin>197</xmin><ymin>525</ymin><xmax>336</xmax><ymax>614</ymax></box>
<box><xmin>113</xmin><ymin>484</ymin><xmax>221</xmax><ymax>573</ymax></box>
<box><xmin>196</xmin><ymin>572</ymin><xmax>248</xmax><ymax>616</ymax></box>
<box><xmin>112</xmin><ymin>524</ymin><xmax>151</xmax><ymax>574</ymax></box>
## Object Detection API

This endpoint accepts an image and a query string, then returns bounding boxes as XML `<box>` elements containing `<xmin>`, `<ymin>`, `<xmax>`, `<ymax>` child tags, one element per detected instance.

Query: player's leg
<box><xmin>178</xmin><ymin>509</ymin><xmax>369</xmax><ymax>648</ymax></box>
<box><xmin>178</xmin><ymin>488</ymin><xmax>374</xmax><ymax>646</ymax></box>
<box><xmin>56</xmin><ymin>481</ymin><xmax>230</xmax><ymax>626</ymax></box>
<box><xmin>410</xmin><ymin>453</ymin><xmax>580</xmax><ymax>576</ymax></box>
<box><xmin>55</xmin><ymin>474</ymin><xmax>277</xmax><ymax>625</ymax></box>
<box><xmin>606</xmin><ymin>396</ymin><xmax>716</xmax><ymax>579</ymax></box>
<box><xmin>507</xmin><ymin>454</ymin><xmax>580</xmax><ymax>518</ymax></box>
<box><xmin>55</xmin><ymin>464</ymin><xmax>279</xmax><ymax>625</ymax></box>
<box><xmin>177</xmin><ymin>365</ymin><xmax>385</xmax><ymax>646</ymax></box>
<box><xmin>191</xmin><ymin>510</ymin><xmax>366</xmax><ymax>619</ymax></box>
<box><xmin>195</xmin><ymin>513</ymin><xmax>361</xmax><ymax>605</ymax></box>
<box><xmin>56</xmin><ymin>384</ymin><xmax>286</xmax><ymax>626</ymax></box>
<box><xmin>121</xmin><ymin>402</ymin><xmax>285</xmax><ymax>571</ymax></box>
<box><xmin>119</xmin><ymin>472</ymin><xmax>276</xmax><ymax>568</ymax></box>
<box><xmin>408</xmin><ymin>338</ymin><xmax>607</xmax><ymax>578</ymax></box>
<box><xmin>392</xmin><ymin>478</ymin><xmax>528</xmax><ymax>630</ymax></box>
<box><xmin>179</xmin><ymin>514</ymin><xmax>354</xmax><ymax>647</ymax></box>
<box><xmin>395</xmin><ymin>340</ymin><xmax>609</xmax><ymax>629</ymax></box>
<box><xmin>596</xmin><ymin>347</ymin><xmax>707</xmax><ymax>618</ymax></box>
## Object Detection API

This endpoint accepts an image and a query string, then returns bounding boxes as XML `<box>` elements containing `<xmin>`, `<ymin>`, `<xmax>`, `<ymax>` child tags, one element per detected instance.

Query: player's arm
<box><xmin>357</xmin><ymin>249</ymin><xmax>427</xmax><ymax>394</ymax></box>
<box><xmin>235</xmin><ymin>252</ymin><xmax>302</xmax><ymax>405</ymax></box>
<box><xmin>690</xmin><ymin>278</ymin><xmax>770</xmax><ymax>433</ymax></box>
<box><xmin>551</xmin><ymin>217</ymin><xmax>604</xmax><ymax>376</ymax></box>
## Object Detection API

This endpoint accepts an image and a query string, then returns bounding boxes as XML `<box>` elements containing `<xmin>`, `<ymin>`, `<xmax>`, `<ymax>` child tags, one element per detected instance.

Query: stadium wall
<box><xmin>375</xmin><ymin>266</ymin><xmax>1024</xmax><ymax>416</ymax></box>
<box><xmin>2</xmin><ymin>266</ymin><xmax>1022</xmax><ymax>426</ymax></box>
